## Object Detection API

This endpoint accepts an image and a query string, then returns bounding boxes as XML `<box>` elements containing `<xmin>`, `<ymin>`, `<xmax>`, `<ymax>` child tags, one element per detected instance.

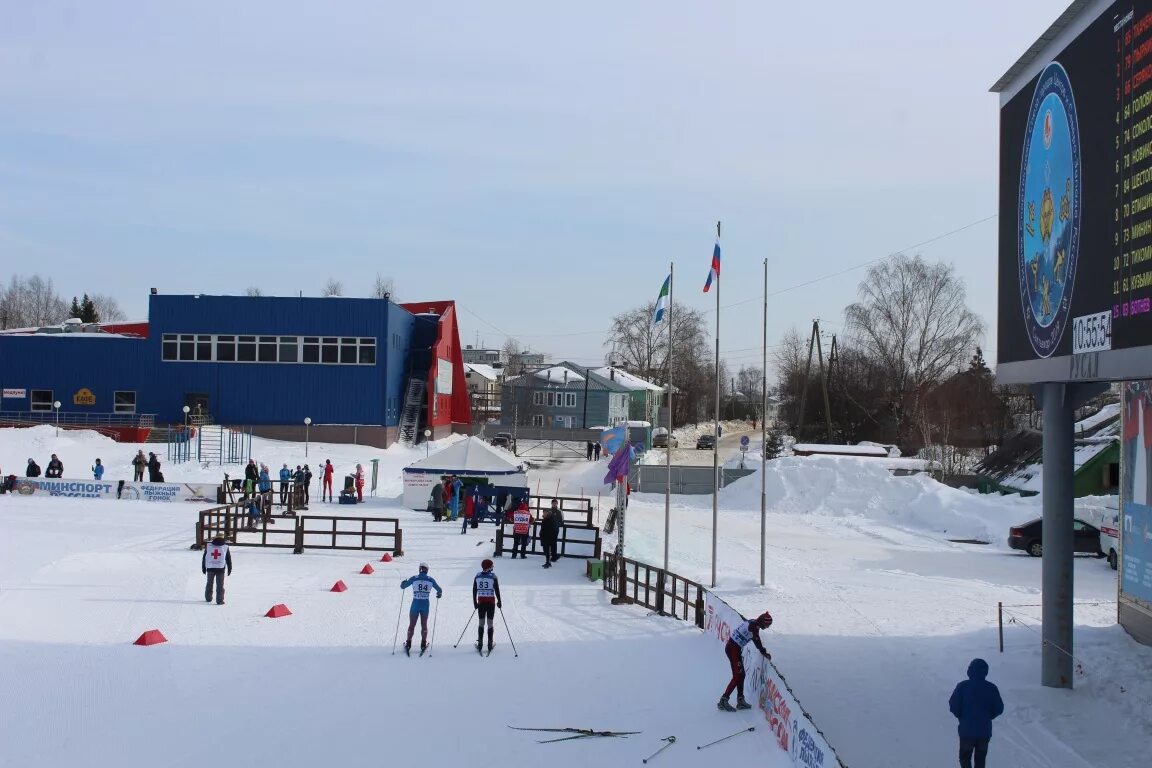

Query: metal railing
<box><xmin>0</xmin><ymin>410</ymin><xmax>155</xmax><ymax>427</ymax></box>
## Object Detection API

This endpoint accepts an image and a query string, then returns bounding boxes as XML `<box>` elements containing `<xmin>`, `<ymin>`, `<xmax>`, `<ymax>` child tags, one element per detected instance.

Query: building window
<box><xmin>30</xmin><ymin>390</ymin><xmax>53</xmax><ymax>412</ymax></box>
<box><xmin>237</xmin><ymin>336</ymin><xmax>257</xmax><ymax>362</ymax></box>
<box><xmin>340</xmin><ymin>337</ymin><xmax>357</xmax><ymax>364</ymax></box>
<box><xmin>162</xmin><ymin>334</ymin><xmax>178</xmax><ymax>361</ymax></box>
<box><xmin>258</xmin><ymin>336</ymin><xmax>277</xmax><ymax>363</ymax></box>
<box><xmin>196</xmin><ymin>335</ymin><xmax>213</xmax><ymax>361</ymax></box>
<box><xmin>531</xmin><ymin>415</ymin><xmax>545</xmax><ymax>427</ymax></box>
<box><xmin>302</xmin><ymin>337</ymin><xmax>320</xmax><ymax>363</ymax></box>
<box><xmin>565</xmin><ymin>393</ymin><xmax>577</xmax><ymax>408</ymax></box>
<box><xmin>359</xmin><ymin>339</ymin><xmax>376</xmax><ymax>365</ymax></box>
<box><xmin>321</xmin><ymin>337</ymin><xmax>339</xmax><ymax>364</ymax></box>
<box><xmin>279</xmin><ymin>336</ymin><xmax>298</xmax><ymax>363</ymax></box>
<box><xmin>216</xmin><ymin>335</ymin><xmax>236</xmax><ymax>362</ymax></box>
<box><xmin>546</xmin><ymin>392</ymin><xmax>555</xmax><ymax>407</ymax></box>
<box><xmin>114</xmin><ymin>391</ymin><xmax>137</xmax><ymax>414</ymax></box>
<box><xmin>533</xmin><ymin>391</ymin><xmax>544</xmax><ymax>406</ymax></box>
<box><xmin>179</xmin><ymin>334</ymin><xmax>195</xmax><ymax>361</ymax></box>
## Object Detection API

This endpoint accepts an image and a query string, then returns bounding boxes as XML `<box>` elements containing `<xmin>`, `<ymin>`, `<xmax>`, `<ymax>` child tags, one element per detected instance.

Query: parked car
<box><xmin>1100</xmin><ymin>512</ymin><xmax>1120</xmax><ymax>570</ymax></box>
<box><xmin>652</xmin><ymin>432</ymin><xmax>678</xmax><ymax>449</ymax></box>
<box><xmin>491</xmin><ymin>432</ymin><xmax>516</xmax><ymax>451</ymax></box>
<box><xmin>490</xmin><ymin>436</ymin><xmax>511</xmax><ymax>450</ymax></box>
<box><xmin>1007</xmin><ymin>517</ymin><xmax>1104</xmax><ymax>557</ymax></box>
<box><xmin>696</xmin><ymin>434</ymin><xmax>716</xmax><ymax>450</ymax></box>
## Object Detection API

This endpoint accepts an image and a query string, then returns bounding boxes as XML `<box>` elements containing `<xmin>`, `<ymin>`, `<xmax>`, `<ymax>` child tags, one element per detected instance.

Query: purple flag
<box><xmin>603</xmin><ymin>444</ymin><xmax>634</xmax><ymax>485</ymax></box>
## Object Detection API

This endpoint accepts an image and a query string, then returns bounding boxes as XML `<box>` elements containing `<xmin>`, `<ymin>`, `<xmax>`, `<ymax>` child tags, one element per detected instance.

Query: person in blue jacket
<box><xmin>948</xmin><ymin>658</ymin><xmax>1004</xmax><ymax>768</ymax></box>
<box><xmin>278</xmin><ymin>463</ymin><xmax>291</xmax><ymax>505</ymax></box>
<box><xmin>92</xmin><ymin>458</ymin><xmax>104</xmax><ymax>480</ymax></box>
<box><xmin>400</xmin><ymin>562</ymin><xmax>442</xmax><ymax>654</ymax></box>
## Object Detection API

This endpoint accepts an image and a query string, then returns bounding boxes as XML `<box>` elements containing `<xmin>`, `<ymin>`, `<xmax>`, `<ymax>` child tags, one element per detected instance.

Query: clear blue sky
<box><xmin>0</xmin><ymin>1</ymin><xmax>1069</xmax><ymax>375</ymax></box>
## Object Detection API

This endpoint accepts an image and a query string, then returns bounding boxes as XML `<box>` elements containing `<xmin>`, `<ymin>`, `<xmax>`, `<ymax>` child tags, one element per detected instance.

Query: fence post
<box><xmin>194</xmin><ymin>519</ymin><xmax>204</xmax><ymax>549</ymax></box>
<box><xmin>656</xmin><ymin>570</ymin><xmax>666</xmax><ymax>615</ymax></box>
<box><xmin>293</xmin><ymin>516</ymin><xmax>304</xmax><ymax>554</ymax></box>
<box><xmin>395</xmin><ymin>525</ymin><xmax>404</xmax><ymax>556</ymax></box>
<box><xmin>998</xmin><ymin>602</ymin><xmax>1004</xmax><ymax>653</ymax></box>
<box><xmin>495</xmin><ymin>526</ymin><xmax>504</xmax><ymax>556</ymax></box>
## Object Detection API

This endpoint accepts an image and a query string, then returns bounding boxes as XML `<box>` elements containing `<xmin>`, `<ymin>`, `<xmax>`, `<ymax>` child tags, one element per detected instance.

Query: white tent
<box><xmin>401</xmin><ymin>436</ymin><xmax>528</xmax><ymax>510</ymax></box>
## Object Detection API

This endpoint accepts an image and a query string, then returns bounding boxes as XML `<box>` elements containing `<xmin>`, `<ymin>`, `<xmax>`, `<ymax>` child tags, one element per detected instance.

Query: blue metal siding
<box><xmin>0</xmin><ymin>295</ymin><xmax>421</xmax><ymax>427</ymax></box>
<box><xmin>0</xmin><ymin>335</ymin><xmax>149</xmax><ymax>415</ymax></box>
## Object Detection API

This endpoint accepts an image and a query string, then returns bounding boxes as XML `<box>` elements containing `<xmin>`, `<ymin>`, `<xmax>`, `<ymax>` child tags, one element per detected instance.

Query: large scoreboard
<box><xmin>998</xmin><ymin>1</ymin><xmax>1152</xmax><ymax>383</ymax></box>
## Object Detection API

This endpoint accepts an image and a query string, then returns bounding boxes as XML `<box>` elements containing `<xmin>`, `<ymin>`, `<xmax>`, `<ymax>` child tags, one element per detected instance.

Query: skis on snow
<box><xmin>508</xmin><ymin>726</ymin><xmax>641</xmax><ymax>743</ymax></box>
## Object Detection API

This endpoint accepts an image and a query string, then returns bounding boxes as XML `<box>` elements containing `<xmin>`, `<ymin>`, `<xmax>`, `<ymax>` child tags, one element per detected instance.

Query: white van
<box><xmin>1100</xmin><ymin>511</ymin><xmax>1120</xmax><ymax>570</ymax></box>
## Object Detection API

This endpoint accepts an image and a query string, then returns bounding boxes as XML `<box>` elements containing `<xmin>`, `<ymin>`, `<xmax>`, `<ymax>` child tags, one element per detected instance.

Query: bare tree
<box><xmin>502</xmin><ymin>338</ymin><xmax>525</xmax><ymax>375</ymax></box>
<box><xmin>0</xmin><ymin>274</ymin><xmax>68</xmax><ymax>328</ymax></box>
<box><xmin>89</xmin><ymin>294</ymin><xmax>127</xmax><ymax>322</ymax></box>
<box><xmin>844</xmin><ymin>254</ymin><xmax>983</xmax><ymax>444</ymax></box>
<box><xmin>245</xmin><ymin>287</ymin><xmax>264</xmax><ymax>297</ymax></box>
<box><xmin>371</xmin><ymin>274</ymin><xmax>395</xmax><ymax>300</ymax></box>
<box><xmin>322</xmin><ymin>279</ymin><xmax>343</xmax><ymax>297</ymax></box>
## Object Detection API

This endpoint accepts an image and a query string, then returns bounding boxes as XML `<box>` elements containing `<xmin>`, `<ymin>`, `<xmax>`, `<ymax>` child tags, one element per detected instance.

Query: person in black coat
<box><xmin>25</xmin><ymin>458</ymin><xmax>41</xmax><ymax>477</ymax></box>
<box><xmin>146</xmin><ymin>452</ymin><xmax>163</xmax><ymax>482</ymax></box>
<box><xmin>949</xmin><ymin>658</ymin><xmax>1004</xmax><ymax>768</ymax></box>
<box><xmin>303</xmin><ymin>465</ymin><xmax>313</xmax><ymax>504</ymax></box>
<box><xmin>45</xmin><ymin>454</ymin><xmax>64</xmax><ymax>478</ymax></box>
<box><xmin>539</xmin><ymin>499</ymin><xmax>564</xmax><ymax>567</ymax></box>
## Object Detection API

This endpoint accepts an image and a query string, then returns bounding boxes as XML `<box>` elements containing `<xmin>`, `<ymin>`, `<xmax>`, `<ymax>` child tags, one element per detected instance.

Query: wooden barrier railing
<box><xmin>494</xmin><ymin>521</ymin><xmax>602</xmax><ymax>560</ymax></box>
<box><xmin>602</xmin><ymin>553</ymin><xmax>705</xmax><ymax>627</ymax></box>
<box><xmin>526</xmin><ymin>494</ymin><xmax>594</xmax><ymax>526</ymax></box>
<box><xmin>194</xmin><ymin>503</ymin><xmax>402</xmax><ymax>556</ymax></box>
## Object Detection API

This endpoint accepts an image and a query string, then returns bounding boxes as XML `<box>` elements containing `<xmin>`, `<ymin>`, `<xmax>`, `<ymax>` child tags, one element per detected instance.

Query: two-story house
<box><xmin>500</xmin><ymin>361</ymin><xmax>633</xmax><ymax>429</ymax></box>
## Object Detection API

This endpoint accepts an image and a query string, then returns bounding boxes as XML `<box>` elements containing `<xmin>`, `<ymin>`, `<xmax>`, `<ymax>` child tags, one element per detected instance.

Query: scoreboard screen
<box><xmin>998</xmin><ymin>1</ymin><xmax>1152</xmax><ymax>382</ymax></box>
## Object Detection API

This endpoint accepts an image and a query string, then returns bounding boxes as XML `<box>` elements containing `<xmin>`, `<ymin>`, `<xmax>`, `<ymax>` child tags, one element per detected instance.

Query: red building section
<box><xmin>401</xmin><ymin>300</ymin><xmax>472</xmax><ymax>436</ymax></box>
<box><xmin>99</xmin><ymin>321</ymin><xmax>150</xmax><ymax>337</ymax></box>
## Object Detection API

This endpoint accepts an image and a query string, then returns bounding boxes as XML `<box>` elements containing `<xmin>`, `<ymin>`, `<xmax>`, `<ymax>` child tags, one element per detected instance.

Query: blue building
<box><xmin>0</xmin><ymin>294</ymin><xmax>470</xmax><ymax>447</ymax></box>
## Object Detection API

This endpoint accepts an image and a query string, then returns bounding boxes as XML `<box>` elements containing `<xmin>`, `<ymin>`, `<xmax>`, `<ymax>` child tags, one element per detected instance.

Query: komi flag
<box><xmin>652</xmin><ymin>274</ymin><xmax>671</xmax><ymax>325</ymax></box>
<box><xmin>603</xmin><ymin>443</ymin><xmax>635</xmax><ymax>485</ymax></box>
<box><xmin>703</xmin><ymin>241</ymin><xmax>721</xmax><ymax>292</ymax></box>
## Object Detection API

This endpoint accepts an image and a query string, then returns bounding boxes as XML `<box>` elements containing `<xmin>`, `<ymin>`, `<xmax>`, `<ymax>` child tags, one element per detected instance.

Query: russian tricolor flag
<box><xmin>703</xmin><ymin>241</ymin><xmax>721</xmax><ymax>292</ymax></box>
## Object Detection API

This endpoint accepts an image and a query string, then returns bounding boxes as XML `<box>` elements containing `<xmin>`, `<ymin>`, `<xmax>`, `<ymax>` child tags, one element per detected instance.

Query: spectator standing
<box><xmin>593</xmin><ymin>442</ymin><xmax>602</xmax><ymax>460</ymax></box>
<box><xmin>585</xmin><ymin>441</ymin><xmax>594</xmax><ymax>461</ymax></box>
<box><xmin>949</xmin><ymin>658</ymin><xmax>1004</xmax><ymax>768</ymax></box>
<box><xmin>303</xmin><ymin>464</ymin><xmax>313</xmax><ymax>504</ymax></box>
<box><xmin>278</xmin><ymin>464</ymin><xmax>291</xmax><ymax>505</ymax></box>
<box><xmin>441</xmin><ymin>478</ymin><xmax>453</xmax><ymax>521</ymax></box>
<box><xmin>45</xmin><ymin>454</ymin><xmax>64</xmax><ymax>478</ymax></box>
<box><xmin>146</xmin><ymin>453</ymin><xmax>163</xmax><ymax>482</ymax></box>
<box><xmin>540</xmin><ymin>499</ymin><xmax>564</xmax><ymax>567</ymax></box>
<box><xmin>461</xmin><ymin>490</ymin><xmax>475</xmax><ymax>534</ymax></box>
<box><xmin>258</xmin><ymin>464</ymin><xmax>273</xmax><ymax>520</ymax></box>
<box><xmin>322</xmin><ymin>459</ymin><xmax>335</xmax><ymax>502</ymax></box>
<box><xmin>429</xmin><ymin>480</ymin><xmax>445</xmax><ymax>522</ymax></box>
<box><xmin>510</xmin><ymin>500</ymin><xmax>531</xmax><ymax>559</ymax></box>
<box><xmin>92</xmin><ymin>458</ymin><xmax>104</xmax><ymax>480</ymax></box>
<box><xmin>132</xmin><ymin>450</ymin><xmax>147</xmax><ymax>482</ymax></box>
<box><xmin>450</xmin><ymin>475</ymin><xmax>463</xmax><ymax>521</ymax></box>
<box><xmin>201</xmin><ymin>534</ymin><xmax>233</xmax><ymax>605</ymax></box>
<box><xmin>243</xmin><ymin>459</ymin><xmax>259</xmax><ymax>496</ymax></box>
<box><xmin>26</xmin><ymin>458</ymin><xmax>42</xmax><ymax>477</ymax></box>
<box><xmin>354</xmin><ymin>463</ymin><xmax>365</xmax><ymax>503</ymax></box>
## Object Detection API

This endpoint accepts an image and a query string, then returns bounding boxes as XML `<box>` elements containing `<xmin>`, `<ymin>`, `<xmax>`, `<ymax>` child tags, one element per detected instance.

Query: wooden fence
<box><xmin>193</xmin><ymin>502</ymin><xmax>403</xmax><ymax>555</ymax></box>
<box><xmin>526</xmin><ymin>494</ymin><xmax>594</xmax><ymax>526</ymax></box>
<box><xmin>602</xmin><ymin>552</ymin><xmax>705</xmax><ymax>627</ymax></box>
<box><xmin>494</xmin><ymin>521</ymin><xmax>602</xmax><ymax>560</ymax></box>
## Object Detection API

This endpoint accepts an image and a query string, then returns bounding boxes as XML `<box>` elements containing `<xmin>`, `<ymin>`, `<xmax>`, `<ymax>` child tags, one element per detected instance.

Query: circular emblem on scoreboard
<box><xmin>1018</xmin><ymin>61</ymin><xmax>1080</xmax><ymax>358</ymax></box>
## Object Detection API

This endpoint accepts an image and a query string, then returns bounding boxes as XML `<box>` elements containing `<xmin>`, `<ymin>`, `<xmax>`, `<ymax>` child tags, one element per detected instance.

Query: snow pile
<box><xmin>655</xmin><ymin>455</ymin><xmax>1032</xmax><ymax>544</ymax></box>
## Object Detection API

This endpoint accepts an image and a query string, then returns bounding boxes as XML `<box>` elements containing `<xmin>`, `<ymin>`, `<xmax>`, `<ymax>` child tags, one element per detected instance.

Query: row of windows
<box><xmin>28</xmin><ymin>390</ymin><xmax>136</xmax><ymax>413</ymax></box>
<box><xmin>532</xmin><ymin>391</ymin><xmax>578</xmax><ymax>408</ymax></box>
<box><xmin>529</xmin><ymin>414</ymin><xmax>627</xmax><ymax>428</ymax></box>
<box><xmin>161</xmin><ymin>334</ymin><xmax>376</xmax><ymax>365</ymax></box>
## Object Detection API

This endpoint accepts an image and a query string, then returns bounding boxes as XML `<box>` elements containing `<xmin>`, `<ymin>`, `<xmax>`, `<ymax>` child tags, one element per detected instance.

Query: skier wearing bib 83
<box><xmin>718</xmin><ymin>612</ymin><xmax>773</xmax><ymax>712</ymax></box>
<box><xmin>473</xmin><ymin>559</ymin><xmax>503</xmax><ymax>654</ymax></box>
<box><xmin>401</xmin><ymin>563</ymin><xmax>442</xmax><ymax>655</ymax></box>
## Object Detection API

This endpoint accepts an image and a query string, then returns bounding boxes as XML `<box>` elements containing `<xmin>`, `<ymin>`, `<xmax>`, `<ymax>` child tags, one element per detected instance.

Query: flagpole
<box><xmin>760</xmin><ymin>256</ymin><xmax>767</xmax><ymax>587</ymax></box>
<box><xmin>664</xmin><ymin>261</ymin><xmax>673</xmax><ymax>574</ymax></box>
<box><xmin>712</xmin><ymin>221</ymin><xmax>720</xmax><ymax>589</ymax></box>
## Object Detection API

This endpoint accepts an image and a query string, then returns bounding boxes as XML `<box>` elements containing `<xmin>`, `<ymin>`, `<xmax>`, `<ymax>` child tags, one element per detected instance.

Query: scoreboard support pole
<box><xmin>1035</xmin><ymin>381</ymin><xmax>1108</xmax><ymax>689</ymax></box>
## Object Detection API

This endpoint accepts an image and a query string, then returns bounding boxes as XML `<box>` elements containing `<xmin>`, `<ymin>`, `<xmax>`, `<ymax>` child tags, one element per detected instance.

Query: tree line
<box><xmin>0</xmin><ymin>274</ymin><xmax>125</xmax><ymax>328</ymax></box>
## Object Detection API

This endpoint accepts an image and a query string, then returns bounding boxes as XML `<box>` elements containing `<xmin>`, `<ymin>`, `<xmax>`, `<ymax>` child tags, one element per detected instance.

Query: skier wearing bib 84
<box><xmin>401</xmin><ymin>563</ymin><xmax>442</xmax><ymax>655</ymax></box>
<box><xmin>473</xmin><ymin>559</ymin><xmax>503</xmax><ymax>654</ymax></box>
<box><xmin>719</xmin><ymin>612</ymin><xmax>773</xmax><ymax>712</ymax></box>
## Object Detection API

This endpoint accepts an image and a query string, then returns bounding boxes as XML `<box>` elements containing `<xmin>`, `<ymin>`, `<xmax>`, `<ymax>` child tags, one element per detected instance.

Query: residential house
<box><xmin>501</xmin><ymin>361</ymin><xmax>632</xmax><ymax>429</ymax></box>
<box><xmin>592</xmin><ymin>366</ymin><xmax>665</xmax><ymax>424</ymax></box>
<box><xmin>464</xmin><ymin>362</ymin><xmax>502</xmax><ymax>423</ymax></box>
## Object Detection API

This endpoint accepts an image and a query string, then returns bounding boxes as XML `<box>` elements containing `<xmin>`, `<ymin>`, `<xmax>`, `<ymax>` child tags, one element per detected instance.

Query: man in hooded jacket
<box><xmin>948</xmin><ymin>658</ymin><xmax>1004</xmax><ymax>768</ymax></box>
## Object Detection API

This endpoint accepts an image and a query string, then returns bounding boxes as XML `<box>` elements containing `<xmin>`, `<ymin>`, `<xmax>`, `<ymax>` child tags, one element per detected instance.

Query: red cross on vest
<box><xmin>211</xmin><ymin>549</ymin><xmax>222</xmax><ymax>561</ymax></box>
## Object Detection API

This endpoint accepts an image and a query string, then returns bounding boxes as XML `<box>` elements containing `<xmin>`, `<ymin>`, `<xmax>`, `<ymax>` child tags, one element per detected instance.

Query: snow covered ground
<box><xmin>2</xmin><ymin>428</ymin><xmax>1151</xmax><ymax>767</ymax></box>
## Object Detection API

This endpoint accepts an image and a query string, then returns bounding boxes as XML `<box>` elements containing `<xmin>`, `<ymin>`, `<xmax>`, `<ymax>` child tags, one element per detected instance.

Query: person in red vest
<box><xmin>354</xmin><ymin>463</ymin><xmax>365</xmax><ymax>503</ymax></box>
<box><xmin>510</xmin><ymin>500</ymin><xmax>532</xmax><ymax>559</ymax></box>
<box><xmin>322</xmin><ymin>459</ymin><xmax>335</xmax><ymax>502</ymax></box>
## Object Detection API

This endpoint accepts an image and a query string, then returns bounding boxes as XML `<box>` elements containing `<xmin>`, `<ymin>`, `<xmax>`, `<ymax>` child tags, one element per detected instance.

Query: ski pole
<box><xmin>498</xmin><ymin>605</ymin><xmax>519</xmax><ymax>657</ymax></box>
<box><xmin>391</xmin><ymin>592</ymin><xmax>407</xmax><ymax>655</ymax></box>
<box><xmin>696</xmin><ymin>727</ymin><xmax>754</xmax><ymax>750</ymax></box>
<box><xmin>428</xmin><ymin>597</ymin><xmax>440</xmax><ymax>656</ymax></box>
<box><xmin>452</xmin><ymin>608</ymin><xmax>477</xmax><ymax>648</ymax></box>
<box><xmin>643</xmin><ymin>736</ymin><xmax>676</xmax><ymax>763</ymax></box>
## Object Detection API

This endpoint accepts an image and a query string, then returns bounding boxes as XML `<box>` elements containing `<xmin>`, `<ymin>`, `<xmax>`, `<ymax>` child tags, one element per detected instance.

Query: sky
<box><xmin>0</xmin><ymin>0</ymin><xmax>1072</xmax><ymax>379</ymax></box>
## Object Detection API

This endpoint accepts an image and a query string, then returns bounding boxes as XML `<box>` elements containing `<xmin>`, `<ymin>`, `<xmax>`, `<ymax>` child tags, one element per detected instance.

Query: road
<box><xmin>665</xmin><ymin>426</ymin><xmax>756</xmax><ymax>466</ymax></box>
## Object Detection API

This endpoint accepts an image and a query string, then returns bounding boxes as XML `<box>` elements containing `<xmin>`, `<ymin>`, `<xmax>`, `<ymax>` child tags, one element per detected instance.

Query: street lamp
<box><xmin>53</xmin><ymin>400</ymin><xmax>61</xmax><ymax>436</ymax></box>
<box><xmin>304</xmin><ymin>417</ymin><xmax>312</xmax><ymax>457</ymax></box>
<box><xmin>424</xmin><ymin>428</ymin><xmax>432</xmax><ymax>457</ymax></box>
<box><xmin>182</xmin><ymin>404</ymin><xmax>191</xmax><ymax>429</ymax></box>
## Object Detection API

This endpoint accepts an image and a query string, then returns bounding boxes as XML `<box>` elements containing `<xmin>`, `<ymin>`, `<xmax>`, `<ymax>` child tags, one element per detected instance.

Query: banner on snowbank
<box><xmin>704</xmin><ymin>592</ymin><xmax>845</xmax><ymax>768</ymax></box>
<box><xmin>12</xmin><ymin>477</ymin><xmax>219</xmax><ymax>503</ymax></box>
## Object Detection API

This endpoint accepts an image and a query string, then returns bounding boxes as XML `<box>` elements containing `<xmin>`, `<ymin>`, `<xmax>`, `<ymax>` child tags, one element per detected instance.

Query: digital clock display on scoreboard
<box><xmin>999</xmin><ymin>1</ymin><xmax>1152</xmax><ymax>372</ymax></box>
